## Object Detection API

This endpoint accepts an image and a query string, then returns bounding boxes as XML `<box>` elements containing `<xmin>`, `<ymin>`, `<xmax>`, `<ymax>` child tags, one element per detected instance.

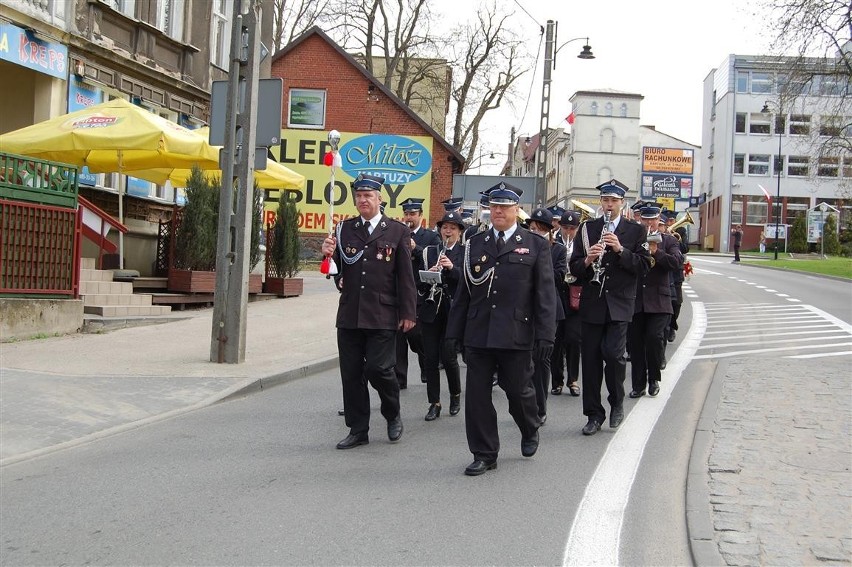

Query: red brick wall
<box><xmin>271</xmin><ymin>34</ymin><xmax>456</xmax><ymax>228</ymax></box>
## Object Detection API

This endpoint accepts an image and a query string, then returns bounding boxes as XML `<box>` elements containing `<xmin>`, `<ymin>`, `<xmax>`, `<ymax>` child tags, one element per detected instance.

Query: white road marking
<box><xmin>692</xmin><ymin>342</ymin><xmax>852</xmax><ymax>359</ymax></box>
<box><xmin>696</xmin><ymin>335</ymin><xmax>849</xmax><ymax>349</ymax></box>
<box><xmin>786</xmin><ymin>351</ymin><xmax>852</xmax><ymax>359</ymax></box>
<box><xmin>786</xmin><ymin>298</ymin><xmax>801</xmax><ymax>302</ymax></box>
<box><xmin>562</xmin><ymin>304</ymin><xmax>707</xmax><ymax>566</ymax></box>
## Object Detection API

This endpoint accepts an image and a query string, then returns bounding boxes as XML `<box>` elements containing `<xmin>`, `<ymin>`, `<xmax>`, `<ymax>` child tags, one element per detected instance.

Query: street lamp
<box><xmin>536</xmin><ymin>21</ymin><xmax>593</xmax><ymax>208</ymax></box>
<box><xmin>761</xmin><ymin>101</ymin><xmax>783</xmax><ymax>260</ymax></box>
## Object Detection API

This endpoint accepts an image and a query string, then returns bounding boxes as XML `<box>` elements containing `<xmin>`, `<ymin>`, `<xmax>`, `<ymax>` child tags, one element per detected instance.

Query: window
<box><xmin>619</xmin><ymin>103</ymin><xmax>627</xmax><ymax>117</ymax></box>
<box><xmin>772</xmin><ymin>153</ymin><xmax>784</xmax><ymax>176</ymax></box>
<box><xmin>819</xmin><ymin>115</ymin><xmax>843</xmax><ymax>137</ymax></box>
<box><xmin>736</xmin><ymin>71</ymin><xmax>749</xmax><ymax>93</ymax></box>
<box><xmin>787</xmin><ymin>155</ymin><xmax>809</xmax><ymax>177</ymax></box>
<box><xmin>789</xmin><ymin>114</ymin><xmax>811</xmax><ymax>135</ymax></box>
<box><xmin>157</xmin><ymin>0</ymin><xmax>185</xmax><ymax>41</ymax></box>
<box><xmin>818</xmin><ymin>156</ymin><xmax>839</xmax><ymax>178</ymax></box>
<box><xmin>735</xmin><ymin>113</ymin><xmax>746</xmax><ymax>133</ymax></box>
<box><xmin>751</xmin><ymin>72</ymin><xmax>773</xmax><ymax>94</ymax></box>
<box><xmin>749</xmin><ymin>112</ymin><xmax>770</xmax><ymax>134</ymax></box>
<box><xmin>590</xmin><ymin>102</ymin><xmax>598</xmax><ymax>115</ymax></box>
<box><xmin>818</xmin><ymin>74</ymin><xmax>844</xmax><ymax>96</ymax></box>
<box><xmin>604</xmin><ymin>102</ymin><xmax>613</xmax><ymax>116</ymax></box>
<box><xmin>746</xmin><ymin>200</ymin><xmax>769</xmax><ymax>225</ymax></box>
<box><xmin>111</xmin><ymin>0</ymin><xmax>135</xmax><ymax>17</ymax></box>
<box><xmin>733</xmin><ymin>154</ymin><xmax>745</xmax><ymax>174</ymax></box>
<box><xmin>210</xmin><ymin>0</ymin><xmax>232</xmax><ymax>68</ymax></box>
<box><xmin>843</xmin><ymin>155</ymin><xmax>852</xmax><ymax>179</ymax></box>
<box><xmin>731</xmin><ymin>195</ymin><xmax>744</xmax><ymax>224</ymax></box>
<box><xmin>748</xmin><ymin>154</ymin><xmax>770</xmax><ymax>175</ymax></box>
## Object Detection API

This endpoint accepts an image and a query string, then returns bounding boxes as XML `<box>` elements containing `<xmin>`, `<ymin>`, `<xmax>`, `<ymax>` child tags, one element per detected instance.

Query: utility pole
<box><xmin>536</xmin><ymin>20</ymin><xmax>555</xmax><ymax>209</ymax></box>
<box><xmin>210</xmin><ymin>0</ymin><xmax>262</xmax><ymax>363</ymax></box>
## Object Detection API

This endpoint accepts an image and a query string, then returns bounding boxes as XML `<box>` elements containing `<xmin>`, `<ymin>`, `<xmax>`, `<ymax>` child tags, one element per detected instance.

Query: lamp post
<box><xmin>536</xmin><ymin>21</ymin><xmax>593</xmax><ymax>209</ymax></box>
<box><xmin>761</xmin><ymin>101</ymin><xmax>783</xmax><ymax>260</ymax></box>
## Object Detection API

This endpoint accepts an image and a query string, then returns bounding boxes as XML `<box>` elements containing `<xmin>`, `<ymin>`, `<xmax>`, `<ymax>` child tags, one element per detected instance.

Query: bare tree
<box><xmin>270</xmin><ymin>0</ymin><xmax>331</xmax><ymax>52</ymax></box>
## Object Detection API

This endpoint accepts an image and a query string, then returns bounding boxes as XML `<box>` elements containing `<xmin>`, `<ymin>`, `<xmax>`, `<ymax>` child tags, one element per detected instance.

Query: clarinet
<box><xmin>589</xmin><ymin>211</ymin><xmax>611</xmax><ymax>287</ymax></box>
<box><xmin>425</xmin><ymin>239</ymin><xmax>449</xmax><ymax>305</ymax></box>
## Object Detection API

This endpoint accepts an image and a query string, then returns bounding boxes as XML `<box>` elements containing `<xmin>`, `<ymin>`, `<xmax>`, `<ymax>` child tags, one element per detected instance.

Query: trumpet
<box><xmin>589</xmin><ymin>211</ymin><xmax>612</xmax><ymax>287</ymax></box>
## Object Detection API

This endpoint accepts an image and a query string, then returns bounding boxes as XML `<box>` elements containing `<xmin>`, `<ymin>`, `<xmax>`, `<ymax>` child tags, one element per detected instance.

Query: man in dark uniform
<box><xmin>568</xmin><ymin>179</ymin><xmax>651</xmax><ymax>436</ymax></box>
<box><xmin>397</xmin><ymin>197</ymin><xmax>440</xmax><ymax>388</ymax></box>
<box><xmin>321</xmin><ymin>174</ymin><xmax>417</xmax><ymax>449</ymax></box>
<box><xmin>463</xmin><ymin>191</ymin><xmax>491</xmax><ymax>244</ymax></box>
<box><xmin>547</xmin><ymin>205</ymin><xmax>566</xmax><ymax>244</ymax></box>
<box><xmin>526</xmin><ymin>206</ymin><xmax>565</xmax><ymax>426</ymax></box>
<box><xmin>664</xmin><ymin>210</ymin><xmax>688</xmax><ymax>343</ymax></box>
<box><xmin>446</xmin><ymin>182</ymin><xmax>556</xmax><ymax>476</ymax></box>
<box><xmin>628</xmin><ymin>204</ymin><xmax>682</xmax><ymax>398</ymax></box>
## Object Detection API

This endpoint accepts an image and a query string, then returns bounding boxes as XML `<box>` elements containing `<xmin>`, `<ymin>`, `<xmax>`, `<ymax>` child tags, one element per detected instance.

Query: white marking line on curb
<box><xmin>786</xmin><ymin>350</ymin><xmax>852</xmax><ymax>359</ymax></box>
<box><xmin>786</xmin><ymin>298</ymin><xmax>801</xmax><ymax>302</ymax></box>
<box><xmin>562</xmin><ymin>303</ymin><xmax>707</xmax><ymax>566</ymax></box>
<box><xmin>693</xmin><ymin>342</ymin><xmax>852</xmax><ymax>360</ymax></box>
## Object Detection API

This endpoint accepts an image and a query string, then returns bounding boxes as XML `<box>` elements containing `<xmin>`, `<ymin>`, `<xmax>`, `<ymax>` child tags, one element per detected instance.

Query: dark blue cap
<box><xmin>352</xmin><ymin>173</ymin><xmax>384</xmax><ymax>191</ymax></box>
<box><xmin>461</xmin><ymin>211</ymin><xmax>473</xmax><ymax>221</ymax></box>
<box><xmin>478</xmin><ymin>190</ymin><xmax>492</xmax><ymax>207</ymax></box>
<box><xmin>630</xmin><ymin>200</ymin><xmax>646</xmax><ymax>211</ymax></box>
<box><xmin>530</xmin><ymin>207</ymin><xmax>553</xmax><ymax>226</ymax></box>
<box><xmin>441</xmin><ymin>196</ymin><xmax>464</xmax><ymax>212</ymax></box>
<box><xmin>436</xmin><ymin>211</ymin><xmax>466</xmax><ymax>230</ymax></box>
<box><xmin>546</xmin><ymin>205</ymin><xmax>565</xmax><ymax>219</ymax></box>
<box><xmin>400</xmin><ymin>197</ymin><xmax>425</xmax><ymax>212</ymax></box>
<box><xmin>640</xmin><ymin>204</ymin><xmax>661</xmax><ymax>218</ymax></box>
<box><xmin>487</xmin><ymin>182</ymin><xmax>523</xmax><ymax>205</ymax></box>
<box><xmin>596</xmin><ymin>178</ymin><xmax>629</xmax><ymax>198</ymax></box>
<box><xmin>559</xmin><ymin>210</ymin><xmax>581</xmax><ymax>227</ymax></box>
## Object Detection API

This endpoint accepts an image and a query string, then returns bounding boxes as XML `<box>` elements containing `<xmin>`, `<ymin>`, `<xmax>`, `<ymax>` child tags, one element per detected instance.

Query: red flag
<box><xmin>566</xmin><ymin>112</ymin><xmax>575</xmax><ymax>125</ymax></box>
<box><xmin>757</xmin><ymin>184</ymin><xmax>772</xmax><ymax>203</ymax></box>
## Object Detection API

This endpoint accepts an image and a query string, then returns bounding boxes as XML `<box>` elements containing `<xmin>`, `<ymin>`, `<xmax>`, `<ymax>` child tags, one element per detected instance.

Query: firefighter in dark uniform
<box><xmin>446</xmin><ymin>182</ymin><xmax>556</xmax><ymax>476</ymax></box>
<box><xmin>628</xmin><ymin>204</ymin><xmax>682</xmax><ymax>398</ymax></box>
<box><xmin>552</xmin><ymin>210</ymin><xmax>582</xmax><ymax>397</ymax></box>
<box><xmin>397</xmin><ymin>197</ymin><xmax>440</xmax><ymax>389</ymax></box>
<box><xmin>321</xmin><ymin>174</ymin><xmax>417</xmax><ymax>450</ymax></box>
<box><xmin>547</xmin><ymin>205</ymin><xmax>566</xmax><ymax>244</ymax></box>
<box><xmin>568</xmin><ymin>179</ymin><xmax>651</xmax><ymax>436</ymax></box>
<box><xmin>526</xmin><ymin>206</ymin><xmax>565</xmax><ymax>426</ymax></box>
<box><xmin>463</xmin><ymin>191</ymin><xmax>491</xmax><ymax>244</ymax></box>
<box><xmin>417</xmin><ymin>211</ymin><xmax>466</xmax><ymax>421</ymax></box>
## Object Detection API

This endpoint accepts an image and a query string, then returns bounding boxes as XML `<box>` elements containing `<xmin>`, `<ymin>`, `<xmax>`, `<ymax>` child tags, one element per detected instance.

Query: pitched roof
<box><xmin>272</xmin><ymin>26</ymin><xmax>465</xmax><ymax>165</ymax></box>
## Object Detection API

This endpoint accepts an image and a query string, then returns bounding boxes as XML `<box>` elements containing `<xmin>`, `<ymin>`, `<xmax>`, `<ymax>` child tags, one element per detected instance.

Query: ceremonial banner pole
<box><xmin>320</xmin><ymin>129</ymin><xmax>341</xmax><ymax>278</ymax></box>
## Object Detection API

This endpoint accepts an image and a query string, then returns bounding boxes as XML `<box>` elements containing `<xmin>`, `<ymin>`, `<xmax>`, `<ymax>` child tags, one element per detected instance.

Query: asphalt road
<box><xmin>1</xmin><ymin>256</ymin><xmax>848</xmax><ymax>566</ymax></box>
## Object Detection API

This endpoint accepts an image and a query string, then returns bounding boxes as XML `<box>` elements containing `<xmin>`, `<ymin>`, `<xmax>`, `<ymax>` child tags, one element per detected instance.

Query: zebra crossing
<box><xmin>692</xmin><ymin>302</ymin><xmax>852</xmax><ymax>360</ymax></box>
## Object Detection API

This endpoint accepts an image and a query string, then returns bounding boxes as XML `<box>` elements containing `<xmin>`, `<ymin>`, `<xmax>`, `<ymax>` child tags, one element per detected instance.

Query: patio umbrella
<box><xmin>0</xmin><ymin>98</ymin><xmax>221</xmax><ymax>267</ymax></box>
<box><xmin>122</xmin><ymin>128</ymin><xmax>306</xmax><ymax>189</ymax></box>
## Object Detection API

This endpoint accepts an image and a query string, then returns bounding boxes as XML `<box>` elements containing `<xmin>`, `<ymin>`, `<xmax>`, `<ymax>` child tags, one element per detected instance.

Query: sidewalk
<box><xmin>1</xmin><ymin>269</ymin><xmax>849</xmax><ymax>565</ymax></box>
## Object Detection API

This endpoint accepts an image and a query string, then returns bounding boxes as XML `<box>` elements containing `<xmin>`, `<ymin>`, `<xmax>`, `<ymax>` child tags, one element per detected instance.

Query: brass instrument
<box><xmin>668</xmin><ymin>210</ymin><xmax>695</xmax><ymax>240</ymax></box>
<box><xmin>571</xmin><ymin>199</ymin><xmax>597</xmax><ymax>223</ymax></box>
<box><xmin>589</xmin><ymin>210</ymin><xmax>611</xmax><ymax>287</ymax></box>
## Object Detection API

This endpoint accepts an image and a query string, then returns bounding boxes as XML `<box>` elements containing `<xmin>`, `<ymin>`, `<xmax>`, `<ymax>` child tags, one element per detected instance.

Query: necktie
<box><xmin>365</xmin><ymin>220</ymin><xmax>372</xmax><ymax>236</ymax></box>
<box><xmin>497</xmin><ymin>230</ymin><xmax>506</xmax><ymax>251</ymax></box>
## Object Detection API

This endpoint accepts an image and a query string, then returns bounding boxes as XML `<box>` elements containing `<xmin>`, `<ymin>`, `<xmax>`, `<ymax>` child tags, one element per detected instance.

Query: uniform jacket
<box><xmin>549</xmin><ymin>239</ymin><xmax>567</xmax><ymax>322</ymax></box>
<box><xmin>446</xmin><ymin>225</ymin><xmax>557</xmax><ymax>349</ymax></box>
<box><xmin>635</xmin><ymin>232</ymin><xmax>682</xmax><ymax>314</ymax></box>
<box><xmin>410</xmin><ymin>226</ymin><xmax>442</xmax><ymax>279</ymax></box>
<box><xmin>332</xmin><ymin>215</ymin><xmax>417</xmax><ymax>330</ymax></box>
<box><xmin>416</xmin><ymin>242</ymin><xmax>464</xmax><ymax>322</ymax></box>
<box><xmin>568</xmin><ymin>216</ymin><xmax>651</xmax><ymax>323</ymax></box>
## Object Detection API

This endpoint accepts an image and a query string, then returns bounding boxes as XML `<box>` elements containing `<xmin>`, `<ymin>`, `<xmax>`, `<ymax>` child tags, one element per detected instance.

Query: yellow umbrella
<box><xmin>122</xmin><ymin>128</ymin><xmax>306</xmax><ymax>189</ymax></box>
<box><xmin>0</xmin><ymin>98</ymin><xmax>222</xmax><ymax>267</ymax></box>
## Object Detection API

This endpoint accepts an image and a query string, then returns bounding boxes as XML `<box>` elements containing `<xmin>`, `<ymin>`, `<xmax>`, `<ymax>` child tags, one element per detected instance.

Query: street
<box><xmin>1</xmin><ymin>257</ymin><xmax>849</xmax><ymax>566</ymax></box>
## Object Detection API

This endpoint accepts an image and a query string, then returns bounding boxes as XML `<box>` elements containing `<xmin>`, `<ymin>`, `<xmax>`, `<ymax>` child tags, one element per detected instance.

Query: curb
<box><xmin>686</xmin><ymin>358</ymin><xmax>727</xmax><ymax>567</ymax></box>
<box><xmin>0</xmin><ymin>355</ymin><xmax>341</xmax><ymax>468</ymax></box>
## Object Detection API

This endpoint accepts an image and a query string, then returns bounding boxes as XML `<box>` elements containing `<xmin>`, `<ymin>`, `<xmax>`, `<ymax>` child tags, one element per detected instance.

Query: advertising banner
<box><xmin>271</xmin><ymin>130</ymin><xmax>434</xmax><ymax>233</ymax></box>
<box><xmin>0</xmin><ymin>23</ymin><xmax>67</xmax><ymax>79</ymax></box>
<box><xmin>642</xmin><ymin>147</ymin><xmax>694</xmax><ymax>175</ymax></box>
<box><xmin>640</xmin><ymin>174</ymin><xmax>693</xmax><ymax>199</ymax></box>
<box><xmin>67</xmin><ymin>80</ymin><xmax>103</xmax><ymax>186</ymax></box>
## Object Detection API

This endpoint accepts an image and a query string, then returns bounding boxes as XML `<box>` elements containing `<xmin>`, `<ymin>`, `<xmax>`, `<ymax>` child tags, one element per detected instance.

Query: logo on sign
<box><xmin>66</xmin><ymin>115</ymin><xmax>120</xmax><ymax>129</ymax></box>
<box><xmin>340</xmin><ymin>134</ymin><xmax>432</xmax><ymax>185</ymax></box>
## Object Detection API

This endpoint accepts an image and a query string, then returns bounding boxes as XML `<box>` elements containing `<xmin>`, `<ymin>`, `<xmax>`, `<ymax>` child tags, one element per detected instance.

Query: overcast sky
<box><xmin>437</xmin><ymin>0</ymin><xmax>775</xmax><ymax>173</ymax></box>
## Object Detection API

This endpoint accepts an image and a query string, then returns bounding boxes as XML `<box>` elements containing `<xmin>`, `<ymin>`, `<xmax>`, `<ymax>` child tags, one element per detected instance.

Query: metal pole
<box><xmin>537</xmin><ymin>20</ymin><xmax>555</xmax><ymax>208</ymax></box>
<box><xmin>774</xmin><ymin>122</ymin><xmax>781</xmax><ymax>260</ymax></box>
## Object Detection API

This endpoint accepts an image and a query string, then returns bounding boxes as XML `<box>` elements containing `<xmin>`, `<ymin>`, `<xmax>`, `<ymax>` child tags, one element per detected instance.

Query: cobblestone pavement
<box><xmin>708</xmin><ymin>357</ymin><xmax>852</xmax><ymax>566</ymax></box>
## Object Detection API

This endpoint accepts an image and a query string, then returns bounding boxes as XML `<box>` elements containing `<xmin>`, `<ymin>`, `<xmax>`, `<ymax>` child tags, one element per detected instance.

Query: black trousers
<box><xmin>551</xmin><ymin>319</ymin><xmax>566</xmax><ymax>388</ymax></box>
<box><xmin>395</xmin><ymin>326</ymin><xmax>424</xmax><ymax>387</ymax></box>
<box><xmin>464</xmin><ymin>347</ymin><xmax>539</xmax><ymax>463</ymax></box>
<box><xmin>421</xmin><ymin>312</ymin><xmax>461</xmax><ymax>404</ymax></box>
<box><xmin>734</xmin><ymin>245</ymin><xmax>741</xmax><ymax>262</ymax></box>
<box><xmin>669</xmin><ymin>282</ymin><xmax>684</xmax><ymax>331</ymax></box>
<box><xmin>580</xmin><ymin>319</ymin><xmax>628</xmax><ymax>423</ymax></box>
<box><xmin>532</xmin><ymin>346</ymin><xmax>551</xmax><ymax>419</ymax></box>
<box><xmin>628</xmin><ymin>311</ymin><xmax>670</xmax><ymax>392</ymax></box>
<box><xmin>562</xmin><ymin>312</ymin><xmax>581</xmax><ymax>384</ymax></box>
<box><xmin>338</xmin><ymin>328</ymin><xmax>399</xmax><ymax>436</ymax></box>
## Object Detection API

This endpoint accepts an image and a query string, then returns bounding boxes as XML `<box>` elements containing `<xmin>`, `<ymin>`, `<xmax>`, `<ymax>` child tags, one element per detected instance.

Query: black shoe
<box><xmin>388</xmin><ymin>416</ymin><xmax>404</xmax><ymax>441</ymax></box>
<box><xmin>449</xmin><ymin>395</ymin><xmax>461</xmax><ymax>416</ymax></box>
<box><xmin>551</xmin><ymin>385</ymin><xmax>563</xmax><ymax>395</ymax></box>
<box><xmin>421</xmin><ymin>374</ymin><xmax>428</xmax><ymax>383</ymax></box>
<box><xmin>464</xmin><ymin>459</ymin><xmax>497</xmax><ymax>476</ymax></box>
<box><xmin>610</xmin><ymin>407</ymin><xmax>624</xmax><ymax>429</ymax></box>
<box><xmin>629</xmin><ymin>389</ymin><xmax>646</xmax><ymax>398</ymax></box>
<box><xmin>337</xmin><ymin>409</ymin><xmax>345</xmax><ymax>416</ymax></box>
<box><xmin>582</xmin><ymin>419</ymin><xmax>602</xmax><ymax>436</ymax></box>
<box><xmin>521</xmin><ymin>430</ymin><xmax>539</xmax><ymax>457</ymax></box>
<box><xmin>425</xmin><ymin>403</ymin><xmax>441</xmax><ymax>421</ymax></box>
<box><xmin>660</xmin><ymin>357</ymin><xmax>667</xmax><ymax>370</ymax></box>
<box><xmin>537</xmin><ymin>414</ymin><xmax>547</xmax><ymax>426</ymax></box>
<box><xmin>648</xmin><ymin>381</ymin><xmax>660</xmax><ymax>397</ymax></box>
<box><xmin>336</xmin><ymin>432</ymin><xmax>368</xmax><ymax>449</ymax></box>
<box><xmin>666</xmin><ymin>328</ymin><xmax>676</xmax><ymax>342</ymax></box>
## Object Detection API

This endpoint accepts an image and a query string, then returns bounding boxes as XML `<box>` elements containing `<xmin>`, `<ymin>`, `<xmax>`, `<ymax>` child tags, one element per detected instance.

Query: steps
<box><xmin>79</xmin><ymin>258</ymin><xmax>172</xmax><ymax>317</ymax></box>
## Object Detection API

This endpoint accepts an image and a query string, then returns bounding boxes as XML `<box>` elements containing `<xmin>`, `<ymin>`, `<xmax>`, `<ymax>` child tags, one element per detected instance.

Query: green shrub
<box><xmin>823</xmin><ymin>213</ymin><xmax>841</xmax><ymax>256</ymax></box>
<box><xmin>174</xmin><ymin>166</ymin><xmax>218</xmax><ymax>271</ymax></box>
<box><xmin>269</xmin><ymin>191</ymin><xmax>301</xmax><ymax>278</ymax></box>
<box><xmin>788</xmin><ymin>215</ymin><xmax>808</xmax><ymax>253</ymax></box>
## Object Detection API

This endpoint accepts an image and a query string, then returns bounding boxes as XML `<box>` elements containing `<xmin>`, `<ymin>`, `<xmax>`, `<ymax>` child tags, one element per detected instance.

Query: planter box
<box><xmin>168</xmin><ymin>269</ymin><xmax>216</xmax><ymax>294</ymax></box>
<box><xmin>264</xmin><ymin>277</ymin><xmax>304</xmax><ymax>297</ymax></box>
<box><xmin>249</xmin><ymin>273</ymin><xmax>262</xmax><ymax>294</ymax></box>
